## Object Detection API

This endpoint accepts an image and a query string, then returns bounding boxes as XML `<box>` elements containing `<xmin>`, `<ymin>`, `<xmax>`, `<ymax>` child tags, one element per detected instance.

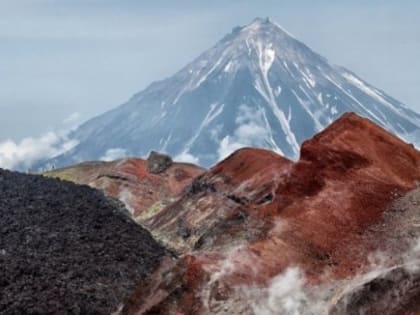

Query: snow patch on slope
<box><xmin>185</xmin><ymin>103</ymin><xmax>225</xmax><ymax>150</ymax></box>
<box><xmin>254</xmin><ymin>41</ymin><xmax>300</xmax><ymax>157</ymax></box>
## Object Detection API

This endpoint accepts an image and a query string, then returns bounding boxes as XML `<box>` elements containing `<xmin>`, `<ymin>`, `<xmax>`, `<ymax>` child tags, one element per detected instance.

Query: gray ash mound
<box><xmin>0</xmin><ymin>168</ymin><xmax>167</xmax><ymax>315</ymax></box>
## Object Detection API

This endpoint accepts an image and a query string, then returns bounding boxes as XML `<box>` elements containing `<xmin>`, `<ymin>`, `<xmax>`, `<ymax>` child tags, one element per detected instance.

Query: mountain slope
<box><xmin>44</xmin><ymin>156</ymin><xmax>204</xmax><ymax>220</ymax></box>
<box><xmin>46</xmin><ymin>17</ymin><xmax>420</xmax><ymax>168</ymax></box>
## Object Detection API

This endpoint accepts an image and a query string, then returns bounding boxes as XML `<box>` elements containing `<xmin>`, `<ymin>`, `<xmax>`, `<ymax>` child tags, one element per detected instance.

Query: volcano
<box><xmin>44</xmin><ymin>17</ymin><xmax>420</xmax><ymax>169</ymax></box>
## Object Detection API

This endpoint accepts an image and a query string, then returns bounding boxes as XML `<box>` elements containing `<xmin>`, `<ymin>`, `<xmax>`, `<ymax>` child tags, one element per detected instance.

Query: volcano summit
<box><xmin>45</xmin><ymin>18</ymin><xmax>420</xmax><ymax>168</ymax></box>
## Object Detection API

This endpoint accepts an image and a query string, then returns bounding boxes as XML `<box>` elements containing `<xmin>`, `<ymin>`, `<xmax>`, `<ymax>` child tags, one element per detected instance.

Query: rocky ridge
<box><xmin>119</xmin><ymin>113</ymin><xmax>420</xmax><ymax>315</ymax></box>
<box><xmin>44</xmin><ymin>157</ymin><xmax>204</xmax><ymax>222</ymax></box>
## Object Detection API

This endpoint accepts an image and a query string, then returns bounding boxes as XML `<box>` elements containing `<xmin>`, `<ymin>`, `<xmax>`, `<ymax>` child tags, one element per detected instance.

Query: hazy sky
<box><xmin>1</xmin><ymin>0</ymin><xmax>419</xmax><ymax>142</ymax></box>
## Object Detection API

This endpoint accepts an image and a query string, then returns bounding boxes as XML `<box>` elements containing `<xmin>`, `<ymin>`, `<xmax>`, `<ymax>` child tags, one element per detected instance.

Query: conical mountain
<box><xmin>46</xmin><ymin>17</ymin><xmax>420</xmax><ymax>168</ymax></box>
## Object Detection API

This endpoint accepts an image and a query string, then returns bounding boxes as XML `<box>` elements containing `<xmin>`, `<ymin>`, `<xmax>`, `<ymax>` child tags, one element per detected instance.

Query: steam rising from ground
<box><xmin>253</xmin><ymin>268</ymin><xmax>317</xmax><ymax>315</ymax></box>
<box><xmin>200</xmin><ymin>235</ymin><xmax>420</xmax><ymax>314</ymax></box>
<box><xmin>251</xmin><ymin>238</ymin><xmax>420</xmax><ymax>315</ymax></box>
<box><xmin>118</xmin><ymin>188</ymin><xmax>135</xmax><ymax>215</ymax></box>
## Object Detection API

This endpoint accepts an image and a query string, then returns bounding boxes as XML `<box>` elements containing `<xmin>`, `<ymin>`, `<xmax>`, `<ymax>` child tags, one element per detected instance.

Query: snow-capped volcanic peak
<box><xmin>180</xmin><ymin>18</ymin><xmax>316</xmax><ymax>93</ymax></box>
<box><xmin>44</xmin><ymin>17</ymin><xmax>420</xmax><ymax>169</ymax></box>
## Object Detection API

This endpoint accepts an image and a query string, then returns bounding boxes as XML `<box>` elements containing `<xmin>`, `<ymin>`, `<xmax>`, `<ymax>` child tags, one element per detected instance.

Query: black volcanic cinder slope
<box><xmin>0</xmin><ymin>169</ymin><xmax>166</xmax><ymax>315</ymax></box>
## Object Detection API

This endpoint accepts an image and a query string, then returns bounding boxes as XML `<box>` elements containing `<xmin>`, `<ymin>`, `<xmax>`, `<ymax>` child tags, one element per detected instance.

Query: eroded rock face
<box><xmin>145</xmin><ymin>147</ymin><xmax>293</xmax><ymax>254</ymax></box>
<box><xmin>121</xmin><ymin>113</ymin><xmax>420</xmax><ymax>315</ymax></box>
<box><xmin>0</xmin><ymin>169</ymin><xmax>167</xmax><ymax>315</ymax></box>
<box><xmin>147</xmin><ymin>151</ymin><xmax>173</xmax><ymax>174</ymax></box>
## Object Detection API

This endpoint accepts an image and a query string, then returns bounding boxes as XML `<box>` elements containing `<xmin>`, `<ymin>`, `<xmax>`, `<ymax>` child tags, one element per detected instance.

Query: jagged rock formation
<box><xmin>0</xmin><ymin>169</ymin><xmax>167</xmax><ymax>315</ymax></box>
<box><xmin>42</xmin><ymin>18</ymin><xmax>420</xmax><ymax>169</ymax></box>
<box><xmin>119</xmin><ymin>113</ymin><xmax>420</xmax><ymax>315</ymax></box>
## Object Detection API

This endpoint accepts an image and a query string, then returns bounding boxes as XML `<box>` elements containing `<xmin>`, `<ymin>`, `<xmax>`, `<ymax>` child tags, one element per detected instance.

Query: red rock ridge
<box><xmin>122</xmin><ymin>113</ymin><xmax>420</xmax><ymax>315</ymax></box>
<box><xmin>45</xmin><ymin>158</ymin><xmax>205</xmax><ymax>220</ymax></box>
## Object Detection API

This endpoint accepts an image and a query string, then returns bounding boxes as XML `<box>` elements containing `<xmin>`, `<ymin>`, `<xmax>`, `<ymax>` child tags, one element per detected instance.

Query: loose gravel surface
<box><xmin>0</xmin><ymin>169</ymin><xmax>167</xmax><ymax>315</ymax></box>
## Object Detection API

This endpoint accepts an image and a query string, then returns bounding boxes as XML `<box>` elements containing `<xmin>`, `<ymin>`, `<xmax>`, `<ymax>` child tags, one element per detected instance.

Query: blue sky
<box><xmin>1</xmin><ymin>0</ymin><xmax>419</xmax><ymax>141</ymax></box>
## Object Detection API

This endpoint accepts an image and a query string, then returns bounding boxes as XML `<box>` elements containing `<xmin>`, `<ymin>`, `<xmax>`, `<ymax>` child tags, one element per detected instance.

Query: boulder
<box><xmin>147</xmin><ymin>151</ymin><xmax>173</xmax><ymax>174</ymax></box>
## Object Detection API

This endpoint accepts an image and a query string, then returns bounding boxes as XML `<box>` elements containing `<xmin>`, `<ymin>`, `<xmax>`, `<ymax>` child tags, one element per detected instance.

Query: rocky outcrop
<box><xmin>0</xmin><ymin>169</ymin><xmax>167</xmax><ymax>315</ymax></box>
<box><xmin>145</xmin><ymin>147</ymin><xmax>293</xmax><ymax>253</ymax></box>
<box><xmin>147</xmin><ymin>151</ymin><xmax>173</xmax><ymax>174</ymax></box>
<box><xmin>120</xmin><ymin>113</ymin><xmax>420</xmax><ymax>315</ymax></box>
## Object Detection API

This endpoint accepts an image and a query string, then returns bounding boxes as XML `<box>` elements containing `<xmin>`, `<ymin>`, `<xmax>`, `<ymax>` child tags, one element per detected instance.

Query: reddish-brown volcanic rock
<box><xmin>121</xmin><ymin>113</ymin><xmax>420</xmax><ymax>315</ymax></box>
<box><xmin>145</xmin><ymin>147</ymin><xmax>293</xmax><ymax>253</ymax></box>
<box><xmin>45</xmin><ymin>158</ymin><xmax>204</xmax><ymax>221</ymax></box>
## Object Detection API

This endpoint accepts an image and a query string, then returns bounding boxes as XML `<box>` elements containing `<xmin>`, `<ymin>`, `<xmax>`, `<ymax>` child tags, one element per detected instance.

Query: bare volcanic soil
<box><xmin>44</xmin><ymin>157</ymin><xmax>204</xmax><ymax>221</ymax></box>
<box><xmin>0</xmin><ymin>169</ymin><xmax>167</xmax><ymax>315</ymax></box>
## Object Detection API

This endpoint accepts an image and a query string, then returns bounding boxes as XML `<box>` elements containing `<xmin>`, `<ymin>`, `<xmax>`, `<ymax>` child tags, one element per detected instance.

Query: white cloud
<box><xmin>62</xmin><ymin>112</ymin><xmax>81</xmax><ymax>127</ymax></box>
<box><xmin>235</xmin><ymin>123</ymin><xmax>268</xmax><ymax>140</ymax></box>
<box><xmin>100</xmin><ymin>148</ymin><xmax>127</xmax><ymax>162</ymax></box>
<box><xmin>217</xmin><ymin>136</ymin><xmax>247</xmax><ymax>161</ymax></box>
<box><xmin>0</xmin><ymin>111</ymin><xmax>83</xmax><ymax>171</ymax></box>
<box><xmin>0</xmin><ymin>132</ymin><xmax>78</xmax><ymax>171</ymax></box>
<box><xmin>174</xmin><ymin>151</ymin><xmax>200</xmax><ymax>165</ymax></box>
<box><xmin>217</xmin><ymin>105</ymin><xmax>271</xmax><ymax>160</ymax></box>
